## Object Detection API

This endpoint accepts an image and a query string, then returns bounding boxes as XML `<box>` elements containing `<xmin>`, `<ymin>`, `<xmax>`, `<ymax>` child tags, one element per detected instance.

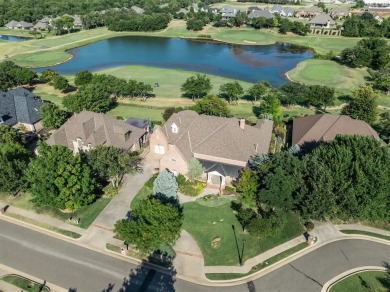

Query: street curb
<box><xmin>2</xmin><ymin>213</ymin><xmax>389</xmax><ymax>287</ymax></box>
<box><xmin>321</xmin><ymin>266</ymin><xmax>387</xmax><ymax>292</ymax></box>
<box><xmin>0</xmin><ymin>263</ymin><xmax>67</xmax><ymax>292</ymax></box>
<box><xmin>203</xmin><ymin>236</ymin><xmax>390</xmax><ymax>286</ymax></box>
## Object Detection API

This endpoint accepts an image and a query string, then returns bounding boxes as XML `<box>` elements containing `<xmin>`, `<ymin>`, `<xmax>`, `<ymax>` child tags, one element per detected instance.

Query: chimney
<box><xmin>239</xmin><ymin>119</ymin><xmax>245</xmax><ymax>130</ymax></box>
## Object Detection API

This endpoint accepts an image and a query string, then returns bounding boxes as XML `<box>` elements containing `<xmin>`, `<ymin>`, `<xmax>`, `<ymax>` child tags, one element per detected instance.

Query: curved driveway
<box><xmin>0</xmin><ymin>220</ymin><xmax>389</xmax><ymax>292</ymax></box>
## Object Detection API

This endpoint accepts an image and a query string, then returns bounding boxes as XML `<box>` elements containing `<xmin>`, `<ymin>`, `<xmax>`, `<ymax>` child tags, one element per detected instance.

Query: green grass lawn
<box><xmin>340</xmin><ymin>230</ymin><xmax>390</xmax><ymax>241</ymax></box>
<box><xmin>330</xmin><ymin>271</ymin><xmax>390</xmax><ymax>292</ymax></box>
<box><xmin>1</xmin><ymin>275</ymin><xmax>50</xmax><ymax>292</ymax></box>
<box><xmin>206</xmin><ymin>241</ymin><xmax>308</xmax><ymax>280</ymax></box>
<box><xmin>182</xmin><ymin>201</ymin><xmax>304</xmax><ymax>266</ymax></box>
<box><xmin>130</xmin><ymin>175</ymin><xmax>156</xmax><ymax>209</ymax></box>
<box><xmin>6</xmin><ymin>213</ymin><xmax>81</xmax><ymax>239</ymax></box>
<box><xmin>1</xmin><ymin>192</ymin><xmax>111</xmax><ymax>229</ymax></box>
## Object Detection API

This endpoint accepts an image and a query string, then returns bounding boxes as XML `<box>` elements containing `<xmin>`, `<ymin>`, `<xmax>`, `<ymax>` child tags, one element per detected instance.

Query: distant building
<box><xmin>248</xmin><ymin>10</ymin><xmax>274</xmax><ymax>19</ymax></box>
<box><xmin>309</xmin><ymin>14</ymin><xmax>336</xmax><ymax>27</ymax></box>
<box><xmin>0</xmin><ymin>87</ymin><xmax>43</xmax><ymax>132</ymax></box>
<box><xmin>220</xmin><ymin>5</ymin><xmax>239</xmax><ymax>19</ymax></box>
<box><xmin>5</xmin><ymin>20</ymin><xmax>34</xmax><ymax>30</ymax></box>
<box><xmin>297</xmin><ymin>6</ymin><xmax>323</xmax><ymax>18</ymax></box>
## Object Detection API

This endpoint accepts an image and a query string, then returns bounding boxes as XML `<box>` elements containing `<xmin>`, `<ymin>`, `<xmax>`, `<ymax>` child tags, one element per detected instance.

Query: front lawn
<box><xmin>330</xmin><ymin>271</ymin><xmax>390</xmax><ymax>292</ymax></box>
<box><xmin>182</xmin><ymin>201</ymin><xmax>304</xmax><ymax>266</ymax></box>
<box><xmin>1</xmin><ymin>275</ymin><xmax>50</xmax><ymax>292</ymax></box>
<box><xmin>1</xmin><ymin>192</ymin><xmax>111</xmax><ymax>229</ymax></box>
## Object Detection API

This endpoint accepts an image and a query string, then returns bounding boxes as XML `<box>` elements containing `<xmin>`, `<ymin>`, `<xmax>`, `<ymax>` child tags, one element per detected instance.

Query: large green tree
<box><xmin>191</xmin><ymin>95</ymin><xmax>231</xmax><ymax>117</ymax></box>
<box><xmin>0</xmin><ymin>125</ymin><xmax>24</xmax><ymax>145</ymax></box>
<box><xmin>63</xmin><ymin>83</ymin><xmax>115</xmax><ymax>113</ymax></box>
<box><xmin>114</xmin><ymin>197</ymin><xmax>183</xmax><ymax>254</ymax></box>
<box><xmin>247</xmin><ymin>81</ymin><xmax>271</xmax><ymax>103</ymax></box>
<box><xmin>181</xmin><ymin>74</ymin><xmax>212</xmax><ymax>101</ymax></box>
<box><xmin>0</xmin><ymin>61</ymin><xmax>36</xmax><ymax>91</ymax></box>
<box><xmin>52</xmin><ymin>75</ymin><xmax>70</xmax><ymax>92</ymax></box>
<box><xmin>296</xmin><ymin>135</ymin><xmax>390</xmax><ymax>220</ymax></box>
<box><xmin>39</xmin><ymin>103</ymin><xmax>68</xmax><ymax>129</ymax></box>
<box><xmin>341</xmin><ymin>85</ymin><xmax>378</xmax><ymax>124</ymax></box>
<box><xmin>74</xmin><ymin>70</ymin><xmax>93</xmax><ymax>87</ymax></box>
<box><xmin>219</xmin><ymin>81</ymin><xmax>244</xmax><ymax>105</ymax></box>
<box><xmin>86</xmin><ymin>146</ymin><xmax>141</xmax><ymax>188</ymax></box>
<box><xmin>0</xmin><ymin>142</ymin><xmax>30</xmax><ymax>195</ymax></box>
<box><xmin>256</xmin><ymin>93</ymin><xmax>281</xmax><ymax>119</ymax></box>
<box><xmin>26</xmin><ymin>143</ymin><xmax>98</xmax><ymax>210</ymax></box>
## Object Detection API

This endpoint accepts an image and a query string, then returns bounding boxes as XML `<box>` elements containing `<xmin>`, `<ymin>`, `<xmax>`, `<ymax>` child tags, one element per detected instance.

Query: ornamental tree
<box><xmin>153</xmin><ymin>170</ymin><xmax>178</xmax><ymax>200</ymax></box>
<box><xmin>114</xmin><ymin>197</ymin><xmax>183</xmax><ymax>254</ymax></box>
<box><xmin>187</xmin><ymin>158</ymin><xmax>204</xmax><ymax>182</ymax></box>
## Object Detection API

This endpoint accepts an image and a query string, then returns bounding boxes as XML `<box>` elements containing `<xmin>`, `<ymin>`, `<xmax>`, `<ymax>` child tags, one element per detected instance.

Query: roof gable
<box><xmin>292</xmin><ymin>114</ymin><xmax>381</xmax><ymax>145</ymax></box>
<box><xmin>160</xmin><ymin>110</ymin><xmax>273</xmax><ymax>165</ymax></box>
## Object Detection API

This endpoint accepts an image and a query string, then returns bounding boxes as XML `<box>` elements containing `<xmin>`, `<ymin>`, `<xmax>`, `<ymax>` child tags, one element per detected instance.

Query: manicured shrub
<box><xmin>304</xmin><ymin>221</ymin><xmax>315</xmax><ymax>231</ymax></box>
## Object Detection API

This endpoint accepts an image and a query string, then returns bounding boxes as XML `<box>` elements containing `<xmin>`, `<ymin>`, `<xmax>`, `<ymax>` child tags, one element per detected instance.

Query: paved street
<box><xmin>1</xmin><ymin>219</ymin><xmax>389</xmax><ymax>292</ymax></box>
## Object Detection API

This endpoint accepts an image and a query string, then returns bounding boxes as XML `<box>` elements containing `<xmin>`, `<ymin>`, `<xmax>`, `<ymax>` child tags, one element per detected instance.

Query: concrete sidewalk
<box><xmin>0</xmin><ymin>201</ymin><xmax>86</xmax><ymax>236</ymax></box>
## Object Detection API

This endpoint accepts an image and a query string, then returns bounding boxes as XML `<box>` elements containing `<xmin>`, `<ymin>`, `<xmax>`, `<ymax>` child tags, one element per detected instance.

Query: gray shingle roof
<box><xmin>0</xmin><ymin>87</ymin><xmax>43</xmax><ymax>126</ymax></box>
<box><xmin>161</xmin><ymin>110</ymin><xmax>273</xmax><ymax>165</ymax></box>
<box><xmin>47</xmin><ymin>111</ymin><xmax>146</xmax><ymax>151</ymax></box>
<box><xmin>248</xmin><ymin>10</ymin><xmax>274</xmax><ymax>19</ymax></box>
<box><xmin>292</xmin><ymin>114</ymin><xmax>380</xmax><ymax>145</ymax></box>
<box><xmin>309</xmin><ymin>14</ymin><xmax>335</xmax><ymax>25</ymax></box>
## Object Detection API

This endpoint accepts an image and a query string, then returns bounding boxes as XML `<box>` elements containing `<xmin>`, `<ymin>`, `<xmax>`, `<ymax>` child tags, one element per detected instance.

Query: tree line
<box><xmin>234</xmin><ymin>135</ymin><xmax>390</xmax><ymax>230</ymax></box>
<box><xmin>343</xmin><ymin>12</ymin><xmax>390</xmax><ymax>38</ymax></box>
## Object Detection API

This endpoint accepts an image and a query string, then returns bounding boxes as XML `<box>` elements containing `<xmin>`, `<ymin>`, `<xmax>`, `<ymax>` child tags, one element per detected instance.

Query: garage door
<box><xmin>154</xmin><ymin>145</ymin><xmax>165</xmax><ymax>154</ymax></box>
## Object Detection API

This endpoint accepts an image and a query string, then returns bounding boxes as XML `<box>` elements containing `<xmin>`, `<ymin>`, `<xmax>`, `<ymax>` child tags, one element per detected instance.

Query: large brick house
<box><xmin>0</xmin><ymin>87</ymin><xmax>44</xmax><ymax>132</ymax></box>
<box><xmin>47</xmin><ymin>111</ymin><xmax>148</xmax><ymax>153</ymax></box>
<box><xmin>291</xmin><ymin>114</ymin><xmax>380</xmax><ymax>146</ymax></box>
<box><xmin>150</xmin><ymin>110</ymin><xmax>273</xmax><ymax>187</ymax></box>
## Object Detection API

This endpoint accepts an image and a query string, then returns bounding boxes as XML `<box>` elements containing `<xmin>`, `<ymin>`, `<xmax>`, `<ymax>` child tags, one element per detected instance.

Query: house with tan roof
<box><xmin>309</xmin><ymin>14</ymin><xmax>336</xmax><ymax>27</ymax></box>
<box><xmin>46</xmin><ymin>111</ymin><xmax>148</xmax><ymax>153</ymax></box>
<box><xmin>291</xmin><ymin>114</ymin><xmax>380</xmax><ymax>146</ymax></box>
<box><xmin>150</xmin><ymin>110</ymin><xmax>273</xmax><ymax>188</ymax></box>
<box><xmin>297</xmin><ymin>6</ymin><xmax>323</xmax><ymax>18</ymax></box>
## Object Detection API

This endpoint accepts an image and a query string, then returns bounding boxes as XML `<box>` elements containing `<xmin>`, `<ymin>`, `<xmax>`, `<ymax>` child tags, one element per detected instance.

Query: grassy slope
<box><xmin>182</xmin><ymin>201</ymin><xmax>304</xmax><ymax>266</ymax></box>
<box><xmin>330</xmin><ymin>271</ymin><xmax>390</xmax><ymax>292</ymax></box>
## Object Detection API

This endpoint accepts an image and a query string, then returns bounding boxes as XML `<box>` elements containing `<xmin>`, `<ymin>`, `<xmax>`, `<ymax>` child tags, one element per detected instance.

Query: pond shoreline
<box><xmin>33</xmin><ymin>34</ymin><xmax>313</xmax><ymax>86</ymax></box>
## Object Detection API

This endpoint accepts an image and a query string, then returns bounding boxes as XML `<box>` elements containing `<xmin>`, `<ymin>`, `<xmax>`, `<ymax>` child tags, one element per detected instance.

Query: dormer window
<box><xmin>171</xmin><ymin>123</ymin><xmax>178</xmax><ymax>133</ymax></box>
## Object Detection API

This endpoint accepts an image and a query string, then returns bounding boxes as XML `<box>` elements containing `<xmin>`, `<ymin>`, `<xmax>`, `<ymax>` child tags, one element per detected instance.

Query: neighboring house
<box><xmin>125</xmin><ymin>118</ymin><xmax>151</xmax><ymax>136</ymax></box>
<box><xmin>178</xmin><ymin>8</ymin><xmax>189</xmax><ymax>14</ymax></box>
<box><xmin>297</xmin><ymin>6</ymin><xmax>323</xmax><ymax>17</ymax></box>
<box><xmin>5</xmin><ymin>20</ymin><xmax>33</xmax><ymax>30</ymax></box>
<box><xmin>201</xmin><ymin>5</ymin><xmax>210</xmax><ymax>12</ymax></box>
<box><xmin>131</xmin><ymin>6</ymin><xmax>145</xmax><ymax>14</ymax></box>
<box><xmin>220</xmin><ymin>5</ymin><xmax>239</xmax><ymax>19</ymax></box>
<box><xmin>329</xmin><ymin>7</ymin><xmax>349</xmax><ymax>19</ymax></box>
<box><xmin>309</xmin><ymin>14</ymin><xmax>336</xmax><ymax>27</ymax></box>
<box><xmin>291</xmin><ymin>114</ymin><xmax>380</xmax><ymax>146</ymax></box>
<box><xmin>5</xmin><ymin>20</ymin><xmax>19</xmax><ymax>29</ymax></box>
<box><xmin>47</xmin><ymin>111</ymin><xmax>148</xmax><ymax>153</ymax></box>
<box><xmin>150</xmin><ymin>110</ymin><xmax>273</xmax><ymax>188</ymax></box>
<box><xmin>283</xmin><ymin>7</ymin><xmax>295</xmax><ymax>17</ymax></box>
<box><xmin>0</xmin><ymin>87</ymin><xmax>43</xmax><ymax>132</ymax></box>
<box><xmin>55</xmin><ymin>14</ymin><xmax>83</xmax><ymax>29</ymax></box>
<box><xmin>248</xmin><ymin>9</ymin><xmax>274</xmax><ymax>19</ymax></box>
<box><xmin>270</xmin><ymin>4</ymin><xmax>284</xmax><ymax>14</ymax></box>
<box><xmin>248</xmin><ymin>6</ymin><xmax>261</xmax><ymax>13</ymax></box>
<box><xmin>210</xmin><ymin>7</ymin><xmax>220</xmax><ymax>14</ymax></box>
<box><xmin>191</xmin><ymin>4</ymin><xmax>199</xmax><ymax>13</ymax></box>
<box><xmin>33</xmin><ymin>21</ymin><xmax>49</xmax><ymax>31</ymax></box>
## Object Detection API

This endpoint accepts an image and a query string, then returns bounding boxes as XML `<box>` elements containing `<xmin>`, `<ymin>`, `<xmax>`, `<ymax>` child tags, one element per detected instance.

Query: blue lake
<box><xmin>0</xmin><ymin>35</ymin><xmax>26</xmax><ymax>42</ymax></box>
<box><xmin>36</xmin><ymin>36</ymin><xmax>313</xmax><ymax>86</ymax></box>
